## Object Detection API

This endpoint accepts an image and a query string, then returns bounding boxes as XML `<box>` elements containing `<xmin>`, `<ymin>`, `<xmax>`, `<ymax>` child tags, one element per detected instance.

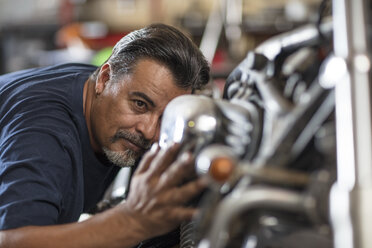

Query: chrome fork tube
<box><xmin>331</xmin><ymin>0</ymin><xmax>372</xmax><ymax>247</ymax></box>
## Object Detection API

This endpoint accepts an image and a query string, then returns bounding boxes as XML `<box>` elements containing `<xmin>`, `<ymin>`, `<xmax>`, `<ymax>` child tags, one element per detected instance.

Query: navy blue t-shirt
<box><xmin>0</xmin><ymin>63</ymin><xmax>120</xmax><ymax>230</ymax></box>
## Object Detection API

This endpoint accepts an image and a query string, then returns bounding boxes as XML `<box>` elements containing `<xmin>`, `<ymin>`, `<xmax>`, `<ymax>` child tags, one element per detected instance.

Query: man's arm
<box><xmin>0</xmin><ymin>143</ymin><xmax>206</xmax><ymax>248</ymax></box>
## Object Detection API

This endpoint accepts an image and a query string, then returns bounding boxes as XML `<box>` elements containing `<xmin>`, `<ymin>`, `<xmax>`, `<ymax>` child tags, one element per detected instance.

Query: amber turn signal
<box><xmin>209</xmin><ymin>157</ymin><xmax>235</xmax><ymax>182</ymax></box>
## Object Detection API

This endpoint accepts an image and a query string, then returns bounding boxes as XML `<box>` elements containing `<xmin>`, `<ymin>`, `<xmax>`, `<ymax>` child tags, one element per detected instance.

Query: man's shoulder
<box><xmin>0</xmin><ymin>63</ymin><xmax>97</xmax><ymax>83</ymax></box>
<box><xmin>44</xmin><ymin>63</ymin><xmax>98</xmax><ymax>74</ymax></box>
<box><xmin>0</xmin><ymin>63</ymin><xmax>93</xmax><ymax>145</ymax></box>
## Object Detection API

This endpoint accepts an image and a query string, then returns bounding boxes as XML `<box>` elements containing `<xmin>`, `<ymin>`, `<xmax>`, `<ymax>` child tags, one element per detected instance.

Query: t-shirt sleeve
<box><xmin>0</xmin><ymin>124</ymin><xmax>75</xmax><ymax>230</ymax></box>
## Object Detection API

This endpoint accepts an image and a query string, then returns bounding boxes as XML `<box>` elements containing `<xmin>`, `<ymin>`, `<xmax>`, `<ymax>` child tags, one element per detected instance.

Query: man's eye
<box><xmin>134</xmin><ymin>100</ymin><xmax>146</xmax><ymax>109</ymax></box>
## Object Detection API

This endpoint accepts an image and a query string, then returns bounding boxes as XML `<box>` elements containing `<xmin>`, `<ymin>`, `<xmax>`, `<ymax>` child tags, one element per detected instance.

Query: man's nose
<box><xmin>136</xmin><ymin>116</ymin><xmax>160</xmax><ymax>142</ymax></box>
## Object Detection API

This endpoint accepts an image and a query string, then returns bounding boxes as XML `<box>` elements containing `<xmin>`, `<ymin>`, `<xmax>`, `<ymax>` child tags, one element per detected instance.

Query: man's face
<box><xmin>90</xmin><ymin>59</ymin><xmax>191</xmax><ymax>167</ymax></box>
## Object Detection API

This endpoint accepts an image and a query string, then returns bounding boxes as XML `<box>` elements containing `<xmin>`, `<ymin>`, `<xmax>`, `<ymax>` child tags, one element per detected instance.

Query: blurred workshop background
<box><xmin>0</xmin><ymin>0</ymin><xmax>322</xmax><ymax>94</ymax></box>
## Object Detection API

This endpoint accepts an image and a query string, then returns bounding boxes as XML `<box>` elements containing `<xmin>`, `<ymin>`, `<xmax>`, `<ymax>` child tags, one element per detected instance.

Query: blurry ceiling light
<box><xmin>80</xmin><ymin>22</ymin><xmax>108</xmax><ymax>39</ymax></box>
<box><xmin>284</xmin><ymin>0</ymin><xmax>308</xmax><ymax>22</ymax></box>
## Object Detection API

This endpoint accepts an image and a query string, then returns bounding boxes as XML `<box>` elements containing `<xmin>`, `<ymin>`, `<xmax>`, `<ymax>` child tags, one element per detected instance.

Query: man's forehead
<box><xmin>129</xmin><ymin>62</ymin><xmax>188</xmax><ymax>94</ymax></box>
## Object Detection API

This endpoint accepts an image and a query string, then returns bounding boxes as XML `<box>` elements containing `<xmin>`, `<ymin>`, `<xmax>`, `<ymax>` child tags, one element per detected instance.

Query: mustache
<box><xmin>110</xmin><ymin>130</ymin><xmax>152</xmax><ymax>150</ymax></box>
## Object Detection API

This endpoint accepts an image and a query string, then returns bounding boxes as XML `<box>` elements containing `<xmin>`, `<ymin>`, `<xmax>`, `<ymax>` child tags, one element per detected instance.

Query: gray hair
<box><xmin>92</xmin><ymin>23</ymin><xmax>210</xmax><ymax>92</ymax></box>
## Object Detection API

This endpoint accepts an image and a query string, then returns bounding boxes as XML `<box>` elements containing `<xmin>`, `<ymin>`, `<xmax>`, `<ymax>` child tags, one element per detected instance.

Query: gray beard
<box><xmin>102</xmin><ymin>147</ymin><xmax>137</xmax><ymax>167</ymax></box>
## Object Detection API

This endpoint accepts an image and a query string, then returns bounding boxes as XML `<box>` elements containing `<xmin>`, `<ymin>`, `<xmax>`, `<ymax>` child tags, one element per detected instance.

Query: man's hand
<box><xmin>0</xmin><ymin>143</ymin><xmax>206</xmax><ymax>248</ymax></box>
<box><xmin>123</xmin><ymin>143</ymin><xmax>207</xmax><ymax>239</ymax></box>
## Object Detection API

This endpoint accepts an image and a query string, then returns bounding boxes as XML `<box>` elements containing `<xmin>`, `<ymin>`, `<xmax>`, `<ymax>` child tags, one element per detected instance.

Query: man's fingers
<box><xmin>134</xmin><ymin>143</ymin><xmax>160</xmax><ymax>175</ymax></box>
<box><xmin>149</xmin><ymin>143</ymin><xmax>181</xmax><ymax>175</ymax></box>
<box><xmin>157</xmin><ymin>152</ymin><xmax>195</xmax><ymax>189</ymax></box>
<box><xmin>170</xmin><ymin>177</ymin><xmax>208</xmax><ymax>205</ymax></box>
<box><xmin>167</xmin><ymin>207</ymin><xmax>199</xmax><ymax>223</ymax></box>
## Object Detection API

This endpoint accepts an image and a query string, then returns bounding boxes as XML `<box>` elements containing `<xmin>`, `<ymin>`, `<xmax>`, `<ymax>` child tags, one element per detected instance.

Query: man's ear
<box><xmin>96</xmin><ymin>63</ymin><xmax>111</xmax><ymax>95</ymax></box>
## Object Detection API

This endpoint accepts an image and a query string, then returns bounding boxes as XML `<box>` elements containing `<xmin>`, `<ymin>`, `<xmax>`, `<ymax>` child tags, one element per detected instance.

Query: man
<box><xmin>0</xmin><ymin>23</ymin><xmax>210</xmax><ymax>247</ymax></box>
